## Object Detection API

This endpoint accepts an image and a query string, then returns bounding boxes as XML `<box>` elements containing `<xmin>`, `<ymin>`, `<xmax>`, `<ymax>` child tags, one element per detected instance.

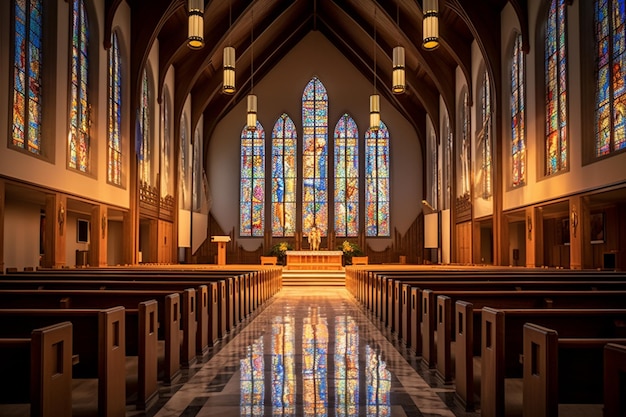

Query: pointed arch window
<box><xmin>138</xmin><ymin>69</ymin><xmax>151</xmax><ymax>185</ymax></box>
<box><xmin>192</xmin><ymin>126</ymin><xmax>202</xmax><ymax>212</ymax></box>
<box><xmin>334</xmin><ymin>114</ymin><xmax>359</xmax><ymax>237</ymax></box>
<box><xmin>11</xmin><ymin>0</ymin><xmax>43</xmax><ymax>154</ymax></box>
<box><xmin>595</xmin><ymin>0</ymin><xmax>626</xmax><ymax>156</ymax></box>
<box><xmin>443</xmin><ymin>113</ymin><xmax>452</xmax><ymax>209</ymax></box>
<box><xmin>365</xmin><ymin>121</ymin><xmax>390</xmax><ymax>237</ymax></box>
<box><xmin>302</xmin><ymin>77</ymin><xmax>328</xmax><ymax>235</ymax></box>
<box><xmin>545</xmin><ymin>0</ymin><xmax>568</xmax><ymax>175</ymax></box>
<box><xmin>271</xmin><ymin>114</ymin><xmax>297</xmax><ymax>237</ymax></box>
<box><xmin>69</xmin><ymin>0</ymin><xmax>91</xmax><ymax>173</ymax></box>
<box><xmin>478</xmin><ymin>70</ymin><xmax>492</xmax><ymax>199</ymax></box>
<box><xmin>458</xmin><ymin>90</ymin><xmax>471</xmax><ymax>198</ymax></box>
<box><xmin>107</xmin><ymin>31</ymin><xmax>122</xmax><ymax>185</ymax></box>
<box><xmin>511</xmin><ymin>32</ymin><xmax>526</xmax><ymax>187</ymax></box>
<box><xmin>179</xmin><ymin>114</ymin><xmax>191</xmax><ymax>210</ymax></box>
<box><xmin>240</xmin><ymin>121</ymin><xmax>265</xmax><ymax>237</ymax></box>
<box><xmin>161</xmin><ymin>89</ymin><xmax>173</xmax><ymax>199</ymax></box>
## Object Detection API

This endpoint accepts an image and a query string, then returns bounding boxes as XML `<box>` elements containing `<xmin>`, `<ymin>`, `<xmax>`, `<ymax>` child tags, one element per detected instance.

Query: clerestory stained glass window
<box><xmin>107</xmin><ymin>31</ymin><xmax>122</xmax><ymax>185</ymax></box>
<box><xmin>69</xmin><ymin>0</ymin><xmax>90</xmax><ymax>173</ymax></box>
<box><xmin>511</xmin><ymin>32</ymin><xmax>526</xmax><ymax>187</ymax></box>
<box><xmin>595</xmin><ymin>0</ymin><xmax>626</xmax><ymax>156</ymax></box>
<box><xmin>334</xmin><ymin>114</ymin><xmax>359</xmax><ymax>238</ymax></box>
<box><xmin>479</xmin><ymin>70</ymin><xmax>492</xmax><ymax>199</ymax></box>
<box><xmin>545</xmin><ymin>0</ymin><xmax>568</xmax><ymax>175</ymax></box>
<box><xmin>365</xmin><ymin>121</ymin><xmax>390</xmax><ymax>237</ymax></box>
<box><xmin>240</xmin><ymin>121</ymin><xmax>265</xmax><ymax>237</ymax></box>
<box><xmin>271</xmin><ymin>114</ymin><xmax>297</xmax><ymax>237</ymax></box>
<box><xmin>302</xmin><ymin>77</ymin><xmax>328</xmax><ymax>235</ymax></box>
<box><xmin>12</xmin><ymin>0</ymin><xmax>43</xmax><ymax>155</ymax></box>
<box><xmin>138</xmin><ymin>69</ymin><xmax>151</xmax><ymax>185</ymax></box>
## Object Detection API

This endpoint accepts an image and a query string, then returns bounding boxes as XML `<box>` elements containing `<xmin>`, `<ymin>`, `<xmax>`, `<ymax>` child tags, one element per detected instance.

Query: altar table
<box><xmin>285</xmin><ymin>250</ymin><xmax>343</xmax><ymax>270</ymax></box>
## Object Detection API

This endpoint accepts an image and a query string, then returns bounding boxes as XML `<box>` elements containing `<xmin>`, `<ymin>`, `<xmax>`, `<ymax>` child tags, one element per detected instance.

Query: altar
<box><xmin>285</xmin><ymin>250</ymin><xmax>344</xmax><ymax>270</ymax></box>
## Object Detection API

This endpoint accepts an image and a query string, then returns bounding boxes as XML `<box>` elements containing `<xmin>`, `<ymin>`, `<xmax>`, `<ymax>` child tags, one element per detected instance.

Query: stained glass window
<box><xmin>511</xmin><ymin>32</ymin><xmax>526</xmax><ymax>187</ymax></box>
<box><xmin>365</xmin><ymin>121</ymin><xmax>390</xmax><ymax>237</ymax></box>
<box><xmin>545</xmin><ymin>0</ymin><xmax>568</xmax><ymax>175</ymax></box>
<box><xmin>334</xmin><ymin>114</ymin><xmax>359</xmax><ymax>237</ymax></box>
<box><xmin>240</xmin><ymin>121</ymin><xmax>265</xmax><ymax>237</ymax></box>
<box><xmin>69</xmin><ymin>0</ymin><xmax>90</xmax><ymax>173</ymax></box>
<box><xmin>12</xmin><ymin>0</ymin><xmax>43</xmax><ymax>154</ymax></box>
<box><xmin>479</xmin><ymin>70</ymin><xmax>492</xmax><ymax>199</ymax></box>
<box><xmin>192</xmin><ymin>127</ymin><xmax>202</xmax><ymax>212</ymax></box>
<box><xmin>139</xmin><ymin>69</ymin><xmax>151</xmax><ymax>185</ymax></box>
<box><xmin>179</xmin><ymin>115</ymin><xmax>190</xmax><ymax>210</ymax></box>
<box><xmin>429</xmin><ymin>129</ymin><xmax>438</xmax><ymax>210</ymax></box>
<box><xmin>595</xmin><ymin>0</ymin><xmax>626</xmax><ymax>156</ymax></box>
<box><xmin>271</xmin><ymin>114</ymin><xmax>297</xmax><ymax>237</ymax></box>
<box><xmin>107</xmin><ymin>31</ymin><xmax>122</xmax><ymax>185</ymax></box>
<box><xmin>302</xmin><ymin>77</ymin><xmax>328</xmax><ymax>235</ymax></box>
<box><xmin>458</xmin><ymin>90</ymin><xmax>471</xmax><ymax>197</ymax></box>
<box><xmin>162</xmin><ymin>91</ymin><xmax>172</xmax><ymax>198</ymax></box>
<box><xmin>443</xmin><ymin>114</ymin><xmax>452</xmax><ymax>209</ymax></box>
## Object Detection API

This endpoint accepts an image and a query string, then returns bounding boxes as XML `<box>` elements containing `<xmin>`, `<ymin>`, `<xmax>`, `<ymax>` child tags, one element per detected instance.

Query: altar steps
<box><xmin>281</xmin><ymin>269</ymin><xmax>345</xmax><ymax>286</ymax></box>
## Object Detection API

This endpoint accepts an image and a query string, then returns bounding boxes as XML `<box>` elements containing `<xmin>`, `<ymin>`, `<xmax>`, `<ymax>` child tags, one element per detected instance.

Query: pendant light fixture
<box><xmin>423</xmin><ymin>0</ymin><xmax>439</xmax><ymax>50</ymax></box>
<box><xmin>370</xmin><ymin>8</ymin><xmax>380</xmax><ymax>131</ymax></box>
<box><xmin>187</xmin><ymin>0</ymin><xmax>204</xmax><ymax>50</ymax></box>
<box><xmin>246</xmin><ymin>10</ymin><xmax>257</xmax><ymax>131</ymax></box>
<box><xmin>223</xmin><ymin>0</ymin><xmax>236</xmax><ymax>94</ymax></box>
<box><xmin>392</xmin><ymin>3</ymin><xmax>406</xmax><ymax>94</ymax></box>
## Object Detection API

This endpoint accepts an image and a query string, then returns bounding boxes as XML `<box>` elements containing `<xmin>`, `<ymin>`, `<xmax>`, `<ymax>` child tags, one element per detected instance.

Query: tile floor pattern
<box><xmin>130</xmin><ymin>286</ymin><xmax>479</xmax><ymax>417</ymax></box>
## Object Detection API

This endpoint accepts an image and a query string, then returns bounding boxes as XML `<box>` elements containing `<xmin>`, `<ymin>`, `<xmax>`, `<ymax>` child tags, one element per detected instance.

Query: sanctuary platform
<box><xmin>284</xmin><ymin>250</ymin><xmax>343</xmax><ymax>270</ymax></box>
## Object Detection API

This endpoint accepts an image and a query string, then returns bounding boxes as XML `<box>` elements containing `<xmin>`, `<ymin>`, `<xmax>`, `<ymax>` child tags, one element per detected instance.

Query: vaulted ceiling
<box><xmin>105</xmin><ymin>0</ymin><xmax>527</xmax><ymax>150</ymax></box>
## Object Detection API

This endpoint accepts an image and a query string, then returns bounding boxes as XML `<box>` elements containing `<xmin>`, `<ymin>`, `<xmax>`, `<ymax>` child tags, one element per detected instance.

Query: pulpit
<box><xmin>211</xmin><ymin>236</ymin><xmax>231</xmax><ymax>265</ymax></box>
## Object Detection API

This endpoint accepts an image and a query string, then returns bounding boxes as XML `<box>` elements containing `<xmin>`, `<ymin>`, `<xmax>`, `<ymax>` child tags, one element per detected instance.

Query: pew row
<box><xmin>0</xmin><ymin>321</ymin><xmax>73</xmax><ymax>417</ymax></box>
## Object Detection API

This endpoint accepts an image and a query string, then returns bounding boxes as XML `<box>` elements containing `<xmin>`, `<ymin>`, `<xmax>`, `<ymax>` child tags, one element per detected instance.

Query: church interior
<box><xmin>1</xmin><ymin>0</ymin><xmax>626</xmax><ymax>416</ymax></box>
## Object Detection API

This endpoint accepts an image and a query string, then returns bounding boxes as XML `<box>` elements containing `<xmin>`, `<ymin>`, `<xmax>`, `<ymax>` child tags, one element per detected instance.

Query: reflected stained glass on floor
<box><xmin>239</xmin><ymin>303</ymin><xmax>391</xmax><ymax>417</ymax></box>
<box><xmin>240</xmin><ymin>336</ymin><xmax>264</xmax><ymax>416</ymax></box>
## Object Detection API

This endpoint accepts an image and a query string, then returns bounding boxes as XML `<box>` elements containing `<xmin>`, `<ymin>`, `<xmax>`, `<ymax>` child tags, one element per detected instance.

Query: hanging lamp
<box><xmin>370</xmin><ymin>8</ymin><xmax>380</xmax><ymax>131</ymax></box>
<box><xmin>392</xmin><ymin>3</ymin><xmax>406</xmax><ymax>94</ymax></box>
<box><xmin>246</xmin><ymin>11</ymin><xmax>257</xmax><ymax>131</ymax></box>
<box><xmin>187</xmin><ymin>0</ymin><xmax>204</xmax><ymax>49</ymax></box>
<box><xmin>223</xmin><ymin>1</ymin><xmax>236</xmax><ymax>94</ymax></box>
<box><xmin>423</xmin><ymin>0</ymin><xmax>439</xmax><ymax>50</ymax></box>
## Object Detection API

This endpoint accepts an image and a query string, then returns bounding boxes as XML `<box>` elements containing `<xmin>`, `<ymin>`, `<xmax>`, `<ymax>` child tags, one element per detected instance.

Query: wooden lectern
<box><xmin>211</xmin><ymin>236</ymin><xmax>231</xmax><ymax>265</ymax></box>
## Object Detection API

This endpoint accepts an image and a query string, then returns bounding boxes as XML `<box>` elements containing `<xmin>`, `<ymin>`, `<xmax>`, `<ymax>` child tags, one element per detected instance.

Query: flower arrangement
<box><xmin>339</xmin><ymin>240</ymin><xmax>363</xmax><ymax>264</ymax></box>
<box><xmin>269</xmin><ymin>241</ymin><xmax>293</xmax><ymax>265</ymax></box>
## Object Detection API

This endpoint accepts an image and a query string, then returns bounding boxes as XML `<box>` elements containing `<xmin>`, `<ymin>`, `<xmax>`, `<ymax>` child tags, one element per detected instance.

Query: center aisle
<box><xmin>138</xmin><ymin>287</ymin><xmax>471</xmax><ymax>417</ymax></box>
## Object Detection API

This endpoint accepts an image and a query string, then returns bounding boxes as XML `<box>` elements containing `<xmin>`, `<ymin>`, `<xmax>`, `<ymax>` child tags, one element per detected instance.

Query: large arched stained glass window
<box><xmin>302</xmin><ymin>77</ymin><xmax>328</xmax><ymax>235</ymax></box>
<box><xmin>511</xmin><ymin>33</ymin><xmax>526</xmax><ymax>187</ymax></box>
<box><xmin>365</xmin><ymin>121</ymin><xmax>390</xmax><ymax>237</ymax></box>
<box><xmin>271</xmin><ymin>114</ymin><xmax>297</xmax><ymax>237</ymax></box>
<box><xmin>107</xmin><ymin>31</ymin><xmax>122</xmax><ymax>185</ymax></box>
<box><xmin>478</xmin><ymin>70</ymin><xmax>492</xmax><ymax>199</ymax></box>
<box><xmin>240</xmin><ymin>121</ymin><xmax>265</xmax><ymax>237</ymax></box>
<box><xmin>334</xmin><ymin>114</ymin><xmax>359</xmax><ymax>237</ymax></box>
<box><xmin>545</xmin><ymin>0</ymin><xmax>568</xmax><ymax>175</ymax></box>
<box><xmin>69</xmin><ymin>0</ymin><xmax>90</xmax><ymax>172</ymax></box>
<box><xmin>12</xmin><ymin>0</ymin><xmax>43</xmax><ymax>154</ymax></box>
<box><xmin>138</xmin><ymin>69</ymin><xmax>151</xmax><ymax>185</ymax></box>
<box><xmin>595</xmin><ymin>0</ymin><xmax>626</xmax><ymax>156</ymax></box>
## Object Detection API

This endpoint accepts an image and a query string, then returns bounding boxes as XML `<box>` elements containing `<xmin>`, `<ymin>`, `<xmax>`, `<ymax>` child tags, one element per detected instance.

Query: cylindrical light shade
<box><xmin>188</xmin><ymin>0</ymin><xmax>204</xmax><ymax>49</ymax></box>
<box><xmin>392</xmin><ymin>46</ymin><xmax>406</xmax><ymax>94</ymax></box>
<box><xmin>223</xmin><ymin>46</ymin><xmax>236</xmax><ymax>94</ymax></box>
<box><xmin>370</xmin><ymin>94</ymin><xmax>380</xmax><ymax>131</ymax></box>
<box><xmin>247</xmin><ymin>94</ymin><xmax>257</xmax><ymax>131</ymax></box>
<box><xmin>423</xmin><ymin>0</ymin><xmax>439</xmax><ymax>50</ymax></box>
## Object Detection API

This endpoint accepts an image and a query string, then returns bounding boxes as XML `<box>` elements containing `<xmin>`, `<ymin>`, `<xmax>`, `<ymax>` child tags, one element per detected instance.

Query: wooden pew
<box><xmin>0</xmin><ymin>321</ymin><xmax>73</xmax><ymax>417</ymax></box>
<box><xmin>522</xmin><ymin>323</ymin><xmax>626</xmax><ymax>417</ymax></box>
<box><xmin>480</xmin><ymin>307</ymin><xmax>626</xmax><ymax>417</ymax></box>
<box><xmin>603</xmin><ymin>343</ymin><xmax>626</xmax><ymax>417</ymax></box>
<box><xmin>0</xmin><ymin>307</ymin><xmax>126</xmax><ymax>417</ymax></box>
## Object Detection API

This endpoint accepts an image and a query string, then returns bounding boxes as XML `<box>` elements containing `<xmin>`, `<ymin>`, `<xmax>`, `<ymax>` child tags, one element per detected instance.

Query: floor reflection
<box><xmin>240</xmin><ymin>305</ymin><xmax>391</xmax><ymax>417</ymax></box>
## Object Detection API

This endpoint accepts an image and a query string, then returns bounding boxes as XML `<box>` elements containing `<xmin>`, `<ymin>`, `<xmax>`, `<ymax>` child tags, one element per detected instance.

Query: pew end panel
<box><xmin>455</xmin><ymin>301</ymin><xmax>475</xmax><ymax>411</ymax></box>
<box><xmin>481</xmin><ymin>307</ymin><xmax>506</xmax><ymax>417</ymax></box>
<box><xmin>522</xmin><ymin>323</ymin><xmax>559</xmax><ymax>417</ymax></box>
<box><xmin>98</xmin><ymin>306</ymin><xmax>126</xmax><ymax>417</ymax></box>
<box><xmin>138</xmin><ymin>300</ymin><xmax>158</xmax><ymax>410</ymax></box>
<box><xmin>604</xmin><ymin>343</ymin><xmax>626</xmax><ymax>417</ymax></box>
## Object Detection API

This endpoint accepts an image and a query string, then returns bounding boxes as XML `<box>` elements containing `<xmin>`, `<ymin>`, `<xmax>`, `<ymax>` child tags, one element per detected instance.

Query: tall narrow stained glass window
<box><xmin>240</xmin><ymin>121</ymin><xmax>265</xmax><ymax>237</ymax></box>
<box><xmin>107</xmin><ymin>31</ymin><xmax>122</xmax><ymax>185</ymax></box>
<box><xmin>545</xmin><ymin>0</ymin><xmax>568</xmax><ymax>175</ymax></box>
<box><xmin>138</xmin><ymin>69</ymin><xmax>151</xmax><ymax>185</ymax></box>
<box><xmin>511</xmin><ymin>32</ymin><xmax>526</xmax><ymax>187</ymax></box>
<box><xmin>302</xmin><ymin>77</ymin><xmax>328</xmax><ymax>235</ymax></box>
<box><xmin>458</xmin><ymin>90</ymin><xmax>471</xmax><ymax>198</ymax></box>
<box><xmin>595</xmin><ymin>0</ymin><xmax>626</xmax><ymax>156</ymax></box>
<box><xmin>12</xmin><ymin>0</ymin><xmax>43</xmax><ymax>154</ymax></box>
<box><xmin>271</xmin><ymin>114</ymin><xmax>297</xmax><ymax>237</ymax></box>
<box><xmin>429</xmin><ymin>129</ymin><xmax>438</xmax><ymax>209</ymax></box>
<box><xmin>365</xmin><ymin>121</ymin><xmax>390</xmax><ymax>237</ymax></box>
<box><xmin>334</xmin><ymin>114</ymin><xmax>359</xmax><ymax>237</ymax></box>
<box><xmin>478</xmin><ymin>70</ymin><xmax>492</xmax><ymax>199</ymax></box>
<box><xmin>443</xmin><ymin>114</ymin><xmax>452</xmax><ymax>209</ymax></box>
<box><xmin>69</xmin><ymin>0</ymin><xmax>91</xmax><ymax>172</ymax></box>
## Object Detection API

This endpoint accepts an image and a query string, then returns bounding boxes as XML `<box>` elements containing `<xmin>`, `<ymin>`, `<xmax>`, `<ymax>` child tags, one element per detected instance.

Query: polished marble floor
<box><xmin>130</xmin><ymin>286</ymin><xmax>477</xmax><ymax>417</ymax></box>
